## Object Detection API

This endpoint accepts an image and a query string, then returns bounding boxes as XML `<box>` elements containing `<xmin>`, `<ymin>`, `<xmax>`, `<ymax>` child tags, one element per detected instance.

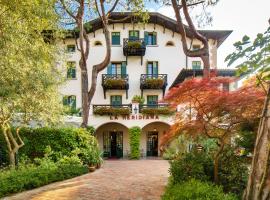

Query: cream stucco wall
<box><xmin>60</xmin><ymin>22</ymin><xmax>219</xmax><ymax>127</ymax></box>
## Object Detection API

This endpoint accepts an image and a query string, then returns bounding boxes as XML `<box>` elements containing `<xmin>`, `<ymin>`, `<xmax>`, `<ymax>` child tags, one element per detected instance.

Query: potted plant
<box><xmin>127</xmin><ymin>41</ymin><xmax>142</xmax><ymax>49</ymax></box>
<box><xmin>132</xmin><ymin>95</ymin><xmax>145</xmax><ymax>104</ymax></box>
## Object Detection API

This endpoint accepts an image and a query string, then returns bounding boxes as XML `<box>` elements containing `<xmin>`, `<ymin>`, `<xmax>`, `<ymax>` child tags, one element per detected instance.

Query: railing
<box><xmin>140</xmin><ymin>74</ymin><xmax>168</xmax><ymax>89</ymax></box>
<box><xmin>102</xmin><ymin>74</ymin><xmax>129</xmax><ymax>90</ymax></box>
<box><xmin>93</xmin><ymin>104</ymin><xmax>132</xmax><ymax>116</ymax></box>
<box><xmin>123</xmin><ymin>38</ymin><xmax>146</xmax><ymax>56</ymax></box>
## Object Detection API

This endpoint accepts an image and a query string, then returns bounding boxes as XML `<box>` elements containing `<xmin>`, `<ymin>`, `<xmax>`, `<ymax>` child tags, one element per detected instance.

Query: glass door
<box><xmin>147</xmin><ymin>131</ymin><xmax>159</xmax><ymax>156</ymax></box>
<box><xmin>103</xmin><ymin>131</ymin><xmax>123</xmax><ymax>158</ymax></box>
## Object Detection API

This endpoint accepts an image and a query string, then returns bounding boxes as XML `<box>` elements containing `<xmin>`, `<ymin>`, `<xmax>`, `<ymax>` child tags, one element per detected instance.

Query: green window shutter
<box><xmin>112</xmin><ymin>32</ymin><xmax>120</xmax><ymax>45</ymax></box>
<box><xmin>111</xmin><ymin>95</ymin><xmax>122</xmax><ymax>106</ymax></box>
<box><xmin>144</xmin><ymin>31</ymin><xmax>148</xmax><ymax>45</ymax></box>
<box><xmin>153</xmin><ymin>32</ymin><xmax>157</xmax><ymax>45</ymax></box>
<box><xmin>153</xmin><ymin>62</ymin><xmax>158</xmax><ymax>75</ymax></box>
<box><xmin>63</xmin><ymin>96</ymin><xmax>68</xmax><ymax>106</ymax></box>
<box><xmin>107</xmin><ymin>64</ymin><xmax>112</xmax><ymax>74</ymax></box>
<box><xmin>147</xmin><ymin>95</ymin><xmax>158</xmax><ymax>105</ymax></box>
<box><xmin>121</xmin><ymin>62</ymin><xmax>127</xmax><ymax>75</ymax></box>
<box><xmin>71</xmin><ymin>96</ymin><xmax>76</xmax><ymax>109</ymax></box>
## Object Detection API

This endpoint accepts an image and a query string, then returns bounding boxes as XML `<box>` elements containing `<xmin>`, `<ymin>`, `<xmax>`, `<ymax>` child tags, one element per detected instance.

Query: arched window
<box><xmin>166</xmin><ymin>41</ymin><xmax>175</xmax><ymax>46</ymax></box>
<box><xmin>94</xmin><ymin>41</ymin><xmax>102</xmax><ymax>46</ymax></box>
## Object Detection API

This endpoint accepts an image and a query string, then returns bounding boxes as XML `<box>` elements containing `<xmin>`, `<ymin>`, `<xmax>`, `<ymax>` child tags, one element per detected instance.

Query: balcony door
<box><xmin>111</xmin><ymin>95</ymin><xmax>122</xmax><ymax>107</ymax></box>
<box><xmin>147</xmin><ymin>62</ymin><xmax>158</xmax><ymax>78</ymax></box>
<box><xmin>147</xmin><ymin>95</ymin><xmax>158</xmax><ymax>107</ymax></box>
<box><xmin>129</xmin><ymin>30</ymin><xmax>139</xmax><ymax>41</ymax></box>
<box><xmin>107</xmin><ymin>62</ymin><xmax>127</xmax><ymax>78</ymax></box>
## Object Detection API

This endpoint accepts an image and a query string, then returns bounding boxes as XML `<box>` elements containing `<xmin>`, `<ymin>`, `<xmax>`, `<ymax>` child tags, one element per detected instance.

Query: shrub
<box><xmin>103</xmin><ymin>79</ymin><xmax>126</xmax><ymax>89</ymax></box>
<box><xmin>169</xmin><ymin>150</ymin><xmax>214</xmax><ymax>184</ymax></box>
<box><xmin>144</xmin><ymin>78</ymin><xmax>164</xmax><ymax>88</ymax></box>
<box><xmin>141</xmin><ymin>107</ymin><xmax>173</xmax><ymax>116</ymax></box>
<box><xmin>0</xmin><ymin>156</ymin><xmax>88</xmax><ymax>197</ymax></box>
<box><xmin>218</xmin><ymin>147</ymin><xmax>248</xmax><ymax>197</ymax></box>
<box><xmin>129</xmin><ymin>126</ymin><xmax>141</xmax><ymax>159</ymax></box>
<box><xmin>93</xmin><ymin>106</ymin><xmax>131</xmax><ymax>116</ymax></box>
<box><xmin>162</xmin><ymin>179</ymin><xmax>237</xmax><ymax>200</ymax></box>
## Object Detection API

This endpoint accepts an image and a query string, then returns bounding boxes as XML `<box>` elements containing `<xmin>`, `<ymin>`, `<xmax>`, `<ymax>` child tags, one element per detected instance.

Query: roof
<box><xmin>170</xmin><ymin>68</ymin><xmax>237</xmax><ymax>88</ymax></box>
<box><xmin>67</xmin><ymin>12</ymin><xmax>232</xmax><ymax>47</ymax></box>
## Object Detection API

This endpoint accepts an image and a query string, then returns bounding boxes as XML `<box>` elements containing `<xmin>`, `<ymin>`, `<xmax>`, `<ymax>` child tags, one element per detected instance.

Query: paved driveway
<box><xmin>5</xmin><ymin>160</ymin><xmax>169</xmax><ymax>200</ymax></box>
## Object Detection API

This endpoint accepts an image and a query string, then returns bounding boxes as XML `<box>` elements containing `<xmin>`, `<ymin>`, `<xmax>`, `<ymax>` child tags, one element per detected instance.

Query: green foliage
<box><xmin>129</xmin><ymin>126</ymin><xmax>141</xmax><ymax>159</ymax></box>
<box><xmin>11</xmin><ymin>127</ymin><xmax>101</xmax><ymax>165</ymax></box>
<box><xmin>132</xmin><ymin>95</ymin><xmax>145</xmax><ymax>104</ymax></box>
<box><xmin>0</xmin><ymin>156</ymin><xmax>88</xmax><ymax>198</ymax></box>
<box><xmin>104</xmin><ymin>79</ymin><xmax>127</xmax><ymax>89</ymax></box>
<box><xmin>93</xmin><ymin>107</ymin><xmax>131</xmax><ymax>116</ymax></box>
<box><xmin>63</xmin><ymin>106</ymin><xmax>82</xmax><ymax>116</ymax></box>
<box><xmin>169</xmin><ymin>150</ymin><xmax>214</xmax><ymax>184</ymax></box>
<box><xmin>127</xmin><ymin>41</ymin><xmax>143</xmax><ymax>48</ymax></box>
<box><xmin>162</xmin><ymin>179</ymin><xmax>237</xmax><ymax>200</ymax></box>
<box><xmin>163</xmin><ymin>135</ymin><xmax>191</xmax><ymax>160</ymax></box>
<box><xmin>141</xmin><ymin>107</ymin><xmax>173</xmax><ymax>115</ymax></box>
<box><xmin>219</xmin><ymin>147</ymin><xmax>248</xmax><ymax>197</ymax></box>
<box><xmin>226</xmin><ymin>27</ymin><xmax>270</xmax><ymax>82</ymax></box>
<box><xmin>144</xmin><ymin>78</ymin><xmax>165</xmax><ymax>88</ymax></box>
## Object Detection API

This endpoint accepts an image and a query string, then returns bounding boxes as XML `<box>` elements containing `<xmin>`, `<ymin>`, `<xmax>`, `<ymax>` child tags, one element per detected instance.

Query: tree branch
<box><xmin>60</xmin><ymin>0</ymin><xmax>77</xmax><ymax>20</ymax></box>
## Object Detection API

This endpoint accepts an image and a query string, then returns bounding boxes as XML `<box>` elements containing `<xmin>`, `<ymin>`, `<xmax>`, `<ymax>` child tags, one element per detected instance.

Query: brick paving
<box><xmin>4</xmin><ymin>160</ymin><xmax>169</xmax><ymax>200</ymax></box>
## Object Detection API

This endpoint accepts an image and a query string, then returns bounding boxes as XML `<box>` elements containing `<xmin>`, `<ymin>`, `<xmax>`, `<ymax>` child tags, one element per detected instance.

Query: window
<box><xmin>107</xmin><ymin>62</ymin><xmax>126</xmax><ymax>76</ymax></box>
<box><xmin>166</xmin><ymin>41</ymin><xmax>174</xmax><ymax>46</ymax></box>
<box><xmin>111</xmin><ymin>95</ymin><xmax>122</xmax><ymax>107</ymax></box>
<box><xmin>144</xmin><ymin>32</ymin><xmax>157</xmax><ymax>45</ymax></box>
<box><xmin>192</xmin><ymin>61</ymin><xmax>201</xmax><ymax>70</ymax></box>
<box><xmin>192</xmin><ymin>45</ymin><xmax>201</xmax><ymax>50</ymax></box>
<box><xmin>147</xmin><ymin>95</ymin><xmax>158</xmax><ymax>106</ymax></box>
<box><xmin>67</xmin><ymin>45</ymin><xmax>76</xmax><ymax>53</ymax></box>
<box><xmin>112</xmin><ymin>32</ymin><xmax>120</xmax><ymax>45</ymax></box>
<box><xmin>94</xmin><ymin>41</ymin><xmax>102</xmax><ymax>46</ymax></box>
<box><xmin>147</xmin><ymin>61</ymin><xmax>158</xmax><ymax>75</ymax></box>
<box><xmin>63</xmin><ymin>95</ymin><xmax>76</xmax><ymax>109</ymax></box>
<box><xmin>67</xmin><ymin>61</ymin><xmax>76</xmax><ymax>79</ymax></box>
<box><xmin>129</xmin><ymin>30</ymin><xmax>139</xmax><ymax>40</ymax></box>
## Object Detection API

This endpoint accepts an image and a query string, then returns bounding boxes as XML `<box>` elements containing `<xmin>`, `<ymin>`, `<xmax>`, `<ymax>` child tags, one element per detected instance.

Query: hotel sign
<box><xmin>109</xmin><ymin>114</ymin><xmax>159</xmax><ymax>120</ymax></box>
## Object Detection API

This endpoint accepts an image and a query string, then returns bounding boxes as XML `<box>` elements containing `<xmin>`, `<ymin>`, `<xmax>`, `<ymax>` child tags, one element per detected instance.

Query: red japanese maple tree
<box><xmin>162</xmin><ymin>77</ymin><xmax>265</xmax><ymax>182</ymax></box>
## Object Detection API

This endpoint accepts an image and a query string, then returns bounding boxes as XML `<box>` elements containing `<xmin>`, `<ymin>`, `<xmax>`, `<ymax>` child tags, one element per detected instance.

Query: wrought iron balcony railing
<box><xmin>93</xmin><ymin>104</ymin><xmax>132</xmax><ymax>116</ymax></box>
<box><xmin>101</xmin><ymin>74</ymin><xmax>129</xmax><ymax>99</ymax></box>
<box><xmin>140</xmin><ymin>74</ymin><xmax>168</xmax><ymax>97</ymax></box>
<box><xmin>123</xmin><ymin>38</ymin><xmax>146</xmax><ymax>65</ymax></box>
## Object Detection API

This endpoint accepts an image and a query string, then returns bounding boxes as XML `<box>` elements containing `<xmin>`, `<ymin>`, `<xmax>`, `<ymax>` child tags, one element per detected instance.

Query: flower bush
<box><xmin>141</xmin><ymin>107</ymin><xmax>173</xmax><ymax>115</ymax></box>
<box><xmin>144</xmin><ymin>78</ymin><xmax>164</xmax><ymax>88</ymax></box>
<box><xmin>132</xmin><ymin>95</ymin><xmax>145</xmax><ymax>104</ymax></box>
<box><xmin>93</xmin><ymin>106</ymin><xmax>131</xmax><ymax>116</ymax></box>
<box><xmin>103</xmin><ymin>79</ymin><xmax>126</xmax><ymax>89</ymax></box>
<box><xmin>127</xmin><ymin>41</ymin><xmax>142</xmax><ymax>48</ymax></box>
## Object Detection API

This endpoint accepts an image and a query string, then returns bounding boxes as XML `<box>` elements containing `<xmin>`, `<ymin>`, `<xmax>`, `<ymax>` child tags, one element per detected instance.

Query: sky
<box><xmin>150</xmin><ymin>0</ymin><xmax>270</xmax><ymax>68</ymax></box>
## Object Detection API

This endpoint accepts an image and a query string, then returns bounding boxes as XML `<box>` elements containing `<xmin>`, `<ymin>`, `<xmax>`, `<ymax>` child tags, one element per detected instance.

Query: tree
<box><xmin>58</xmin><ymin>0</ymin><xmax>146</xmax><ymax>127</ymax></box>
<box><xmin>162</xmin><ymin>77</ymin><xmax>264</xmax><ymax>183</ymax></box>
<box><xmin>170</xmin><ymin>0</ymin><xmax>219</xmax><ymax>77</ymax></box>
<box><xmin>226</xmin><ymin>25</ymin><xmax>270</xmax><ymax>200</ymax></box>
<box><xmin>0</xmin><ymin>0</ymin><xmax>63</xmax><ymax>166</ymax></box>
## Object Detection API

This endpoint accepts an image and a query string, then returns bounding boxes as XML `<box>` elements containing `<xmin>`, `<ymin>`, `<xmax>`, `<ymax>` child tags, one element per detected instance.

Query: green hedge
<box><xmin>128</xmin><ymin>126</ymin><xmax>141</xmax><ymax>159</ymax></box>
<box><xmin>0</xmin><ymin>156</ymin><xmax>88</xmax><ymax>198</ymax></box>
<box><xmin>0</xmin><ymin>127</ymin><xmax>100</xmax><ymax>166</ymax></box>
<box><xmin>162</xmin><ymin>179</ymin><xmax>237</xmax><ymax>200</ymax></box>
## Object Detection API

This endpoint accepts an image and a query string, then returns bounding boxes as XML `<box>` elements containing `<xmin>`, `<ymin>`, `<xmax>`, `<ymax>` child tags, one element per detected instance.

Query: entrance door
<box><xmin>147</xmin><ymin>131</ymin><xmax>159</xmax><ymax>156</ymax></box>
<box><xmin>103</xmin><ymin>131</ymin><xmax>123</xmax><ymax>158</ymax></box>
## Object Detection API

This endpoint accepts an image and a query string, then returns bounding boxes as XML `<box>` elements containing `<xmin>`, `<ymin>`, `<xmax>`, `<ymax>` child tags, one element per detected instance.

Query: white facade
<box><xmin>60</xmin><ymin>13</ymin><xmax>231</xmax><ymax>157</ymax></box>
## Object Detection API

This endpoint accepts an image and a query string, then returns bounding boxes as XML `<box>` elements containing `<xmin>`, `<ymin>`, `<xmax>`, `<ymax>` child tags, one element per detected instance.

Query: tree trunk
<box><xmin>213</xmin><ymin>141</ymin><xmax>225</xmax><ymax>183</ymax></box>
<box><xmin>81</xmin><ymin>69</ymin><xmax>90</xmax><ymax>128</ymax></box>
<box><xmin>243</xmin><ymin>85</ymin><xmax>270</xmax><ymax>200</ymax></box>
<box><xmin>9</xmin><ymin>151</ymin><xmax>16</xmax><ymax>167</ymax></box>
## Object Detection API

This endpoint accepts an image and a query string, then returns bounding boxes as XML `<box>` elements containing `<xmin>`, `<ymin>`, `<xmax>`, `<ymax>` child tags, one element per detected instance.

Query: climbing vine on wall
<box><xmin>129</xmin><ymin>126</ymin><xmax>141</xmax><ymax>159</ymax></box>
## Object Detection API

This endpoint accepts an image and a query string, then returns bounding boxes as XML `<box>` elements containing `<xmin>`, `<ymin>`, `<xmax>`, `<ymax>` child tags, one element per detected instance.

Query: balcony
<box><xmin>140</xmin><ymin>74</ymin><xmax>168</xmax><ymax>97</ymax></box>
<box><xmin>93</xmin><ymin>104</ymin><xmax>132</xmax><ymax>116</ymax></box>
<box><xmin>102</xmin><ymin>74</ymin><xmax>129</xmax><ymax>99</ymax></box>
<box><xmin>123</xmin><ymin>38</ymin><xmax>146</xmax><ymax>65</ymax></box>
<box><xmin>139</xmin><ymin>103</ymin><xmax>173</xmax><ymax>116</ymax></box>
